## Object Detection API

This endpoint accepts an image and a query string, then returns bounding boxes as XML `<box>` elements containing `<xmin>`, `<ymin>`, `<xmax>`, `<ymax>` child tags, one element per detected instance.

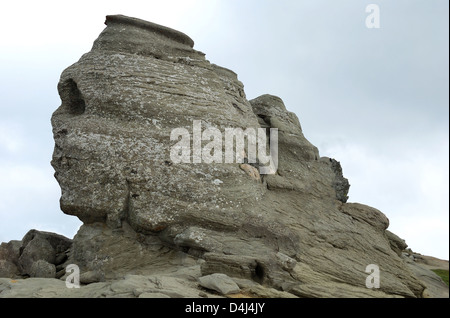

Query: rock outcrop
<box><xmin>1</xmin><ymin>15</ymin><xmax>447</xmax><ymax>298</ymax></box>
<box><xmin>0</xmin><ymin>230</ymin><xmax>71</xmax><ymax>279</ymax></box>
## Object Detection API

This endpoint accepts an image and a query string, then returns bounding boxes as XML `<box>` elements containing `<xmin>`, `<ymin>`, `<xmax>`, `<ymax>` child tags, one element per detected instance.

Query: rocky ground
<box><xmin>0</xmin><ymin>229</ymin><xmax>448</xmax><ymax>298</ymax></box>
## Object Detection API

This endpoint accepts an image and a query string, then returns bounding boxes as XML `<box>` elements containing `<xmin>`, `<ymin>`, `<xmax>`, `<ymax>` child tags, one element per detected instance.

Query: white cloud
<box><xmin>0</xmin><ymin>126</ymin><xmax>23</xmax><ymax>154</ymax></box>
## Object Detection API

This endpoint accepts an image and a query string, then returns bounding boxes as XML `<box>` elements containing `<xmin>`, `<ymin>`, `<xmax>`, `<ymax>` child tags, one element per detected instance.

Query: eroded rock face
<box><xmin>51</xmin><ymin>15</ymin><xmax>263</xmax><ymax>233</ymax></box>
<box><xmin>48</xmin><ymin>15</ymin><xmax>426</xmax><ymax>297</ymax></box>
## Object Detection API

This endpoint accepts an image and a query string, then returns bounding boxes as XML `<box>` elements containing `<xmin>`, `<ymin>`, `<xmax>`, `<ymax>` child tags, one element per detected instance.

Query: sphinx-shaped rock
<box><xmin>48</xmin><ymin>15</ymin><xmax>427</xmax><ymax>297</ymax></box>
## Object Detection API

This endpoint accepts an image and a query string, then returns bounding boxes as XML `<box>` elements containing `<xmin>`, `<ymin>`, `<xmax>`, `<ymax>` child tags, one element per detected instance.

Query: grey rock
<box><xmin>0</xmin><ymin>260</ymin><xmax>19</xmax><ymax>278</ymax></box>
<box><xmin>9</xmin><ymin>230</ymin><xmax>72</xmax><ymax>277</ymax></box>
<box><xmin>0</xmin><ymin>240</ymin><xmax>21</xmax><ymax>264</ymax></box>
<box><xmin>69</xmin><ymin>222</ymin><xmax>199</xmax><ymax>281</ymax></box>
<box><xmin>198</xmin><ymin>273</ymin><xmax>240</xmax><ymax>295</ymax></box>
<box><xmin>231</xmin><ymin>277</ymin><xmax>259</xmax><ymax>289</ymax></box>
<box><xmin>329</xmin><ymin>158</ymin><xmax>350</xmax><ymax>203</ymax></box>
<box><xmin>385</xmin><ymin>230</ymin><xmax>408</xmax><ymax>257</ymax></box>
<box><xmin>0</xmin><ymin>241</ymin><xmax>21</xmax><ymax>278</ymax></box>
<box><xmin>0</xmin><ymin>272</ymin><xmax>210</xmax><ymax>298</ymax></box>
<box><xmin>21</xmin><ymin>230</ymin><xmax>72</xmax><ymax>255</ymax></box>
<box><xmin>79</xmin><ymin>271</ymin><xmax>102</xmax><ymax>284</ymax></box>
<box><xmin>18</xmin><ymin>236</ymin><xmax>55</xmax><ymax>275</ymax></box>
<box><xmin>30</xmin><ymin>260</ymin><xmax>56</xmax><ymax>278</ymax></box>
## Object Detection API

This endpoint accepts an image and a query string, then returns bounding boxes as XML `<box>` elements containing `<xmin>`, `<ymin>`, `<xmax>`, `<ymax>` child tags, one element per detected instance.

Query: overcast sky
<box><xmin>0</xmin><ymin>0</ymin><xmax>448</xmax><ymax>260</ymax></box>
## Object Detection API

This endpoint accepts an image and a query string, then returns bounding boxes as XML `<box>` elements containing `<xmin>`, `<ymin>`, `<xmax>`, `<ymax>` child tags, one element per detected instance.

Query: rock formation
<box><xmin>0</xmin><ymin>230</ymin><xmax>71</xmax><ymax>279</ymax></box>
<box><xmin>0</xmin><ymin>15</ymin><xmax>448</xmax><ymax>298</ymax></box>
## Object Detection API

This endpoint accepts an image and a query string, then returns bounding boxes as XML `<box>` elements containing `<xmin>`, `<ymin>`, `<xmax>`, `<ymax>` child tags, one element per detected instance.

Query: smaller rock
<box><xmin>30</xmin><ymin>260</ymin><xmax>56</xmax><ymax>278</ymax></box>
<box><xmin>80</xmin><ymin>271</ymin><xmax>102</xmax><ymax>284</ymax></box>
<box><xmin>0</xmin><ymin>240</ymin><xmax>21</xmax><ymax>264</ymax></box>
<box><xmin>0</xmin><ymin>260</ymin><xmax>19</xmax><ymax>278</ymax></box>
<box><xmin>21</xmin><ymin>230</ymin><xmax>72</xmax><ymax>255</ymax></box>
<box><xmin>198</xmin><ymin>273</ymin><xmax>240</xmax><ymax>295</ymax></box>
<box><xmin>19</xmin><ymin>236</ymin><xmax>55</xmax><ymax>275</ymax></box>
<box><xmin>385</xmin><ymin>230</ymin><xmax>407</xmax><ymax>256</ymax></box>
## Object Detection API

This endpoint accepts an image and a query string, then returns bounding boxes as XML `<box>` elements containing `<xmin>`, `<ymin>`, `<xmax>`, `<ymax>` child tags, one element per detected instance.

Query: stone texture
<box><xmin>198</xmin><ymin>273</ymin><xmax>241</xmax><ymax>295</ymax></box>
<box><xmin>0</xmin><ymin>230</ymin><xmax>72</xmax><ymax>279</ymax></box>
<box><xmin>386</xmin><ymin>230</ymin><xmax>408</xmax><ymax>257</ymax></box>
<box><xmin>68</xmin><ymin>221</ymin><xmax>201</xmax><ymax>281</ymax></box>
<box><xmin>405</xmin><ymin>260</ymin><xmax>448</xmax><ymax>298</ymax></box>
<box><xmin>0</xmin><ymin>241</ymin><xmax>21</xmax><ymax>278</ymax></box>
<box><xmin>0</xmin><ymin>260</ymin><xmax>19</xmax><ymax>278</ymax></box>
<box><xmin>0</xmin><ymin>14</ymin><xmax>445</xmax><ymax>298</ymax></box>
<box><xmin>30</xmin><ymin>260</ymin><xmax>56</xmax><ymax>278</ymax></box>
<box><xmin>18</xmin><ymin>235</ymin><xmax>56</xmax><ymax>275</ymax></box>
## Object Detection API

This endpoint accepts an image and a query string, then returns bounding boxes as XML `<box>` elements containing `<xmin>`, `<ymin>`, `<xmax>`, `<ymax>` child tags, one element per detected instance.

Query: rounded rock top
<box><xmin>105</xmin><ymin>14</ymin><xmax>195</xmax><ymax>48</ymax></box>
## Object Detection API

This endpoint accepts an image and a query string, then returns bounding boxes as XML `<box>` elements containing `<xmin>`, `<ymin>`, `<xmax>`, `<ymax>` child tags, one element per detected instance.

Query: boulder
<box><xmin>15</xmin><ymin>230</ymin><xmax>72</xmax><ymax>278</ymax></box>
<box><xmin>21</xmin><ymin>230</ymin><xmax>72</xmax><ymax>255</ymax></box>
<box><xmin>0</xmin><ymin>260</ymin><xmax>19</xmax><ymax>278</ymax></box>
<box><xmin>385</xmin><ymin>230</ymin><xmax>408</xmax><ymax>257</ymax></box>
<box><xmin>0</xmin><ymin>241</ymin><xmax>21</xmax><ymax>278</ymax></box>
<box><xmin>30</xmin><ymin>260</ymin><xmax>56</xmax><ymax>278</ymax></box>
<box><xmin>198</xmin><ymin>273</ymin><xmax>240</xmax><ymax>295</ymax></box>
<box><xmin>18</xmin><ymin>235</ymin><xmax>55</xmax><ymax>275</ymax></box>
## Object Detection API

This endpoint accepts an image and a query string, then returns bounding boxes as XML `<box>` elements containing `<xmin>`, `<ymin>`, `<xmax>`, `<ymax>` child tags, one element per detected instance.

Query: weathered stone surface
<box><xmin>69</xmin><ymin>221</ymin><xmax>203</xmax><ymax>281</ymax></box>
<box><xmin>0</xmin><ymin>241</ymin><xmax>21</xmax><ymax>263</ymax></box>
<box><xmin>406</xmin><ymin>261</ymin><xmax>449</xmax><ymax>298</ymax></box>
<box><xmin>21</xmin><ymin>230</ymin><xmax>72</xmax><ymax>255</ymax></box>
<box><xmin>18</xmin><ymin>236</ymin><xmax>55</xmax><ymax>275</ymax></box>
<box><xmin>0</xmin><ymin>273</ymin><xmax>208</xmax><ymax>298</ymax></box>
<box><xmin>0</xmin><ymin>230</ymin><xmax>72</xmax><ymax>279</ymax></box>
<box><xmin>386</xmin><ymin>230</ymin><xmax>408</xmax><ymax>257</ymax></box>
<box><xmin>30</xmin><ymin>260</ymin><xmax>56</xmax><ymax>278</ymax></box>
<box><xmin>0</xmin><ymin>241</ymin><xmax>21</xmax><ymax>278</ymax></box>
<box><xmin>14</xmin><ymin>230</ymin><xmax>72</xmax><ymax>278</ymax></box>
<box><xmin>1</xmin><ymin>14</ymin><xmax>444</xmax><ymax>298</ymax></box>
<box><xmin>198</xmin><ymin>273</ymin><xmax>240</xmax><ymax>295</ymax></box>
<box><xmin>0</xmin><ymin>260</ymin><xmax>19</xmax><ymax>278</ymax></box>
<box><xmin>402</xmin><ymin>252</ymin><xmax>449</xmax><ymax>298</ymax></box>
<box><xmin>79</xmin><ymin>271</ymin><xmax>102</xmax><ymax>284</ymax></box>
